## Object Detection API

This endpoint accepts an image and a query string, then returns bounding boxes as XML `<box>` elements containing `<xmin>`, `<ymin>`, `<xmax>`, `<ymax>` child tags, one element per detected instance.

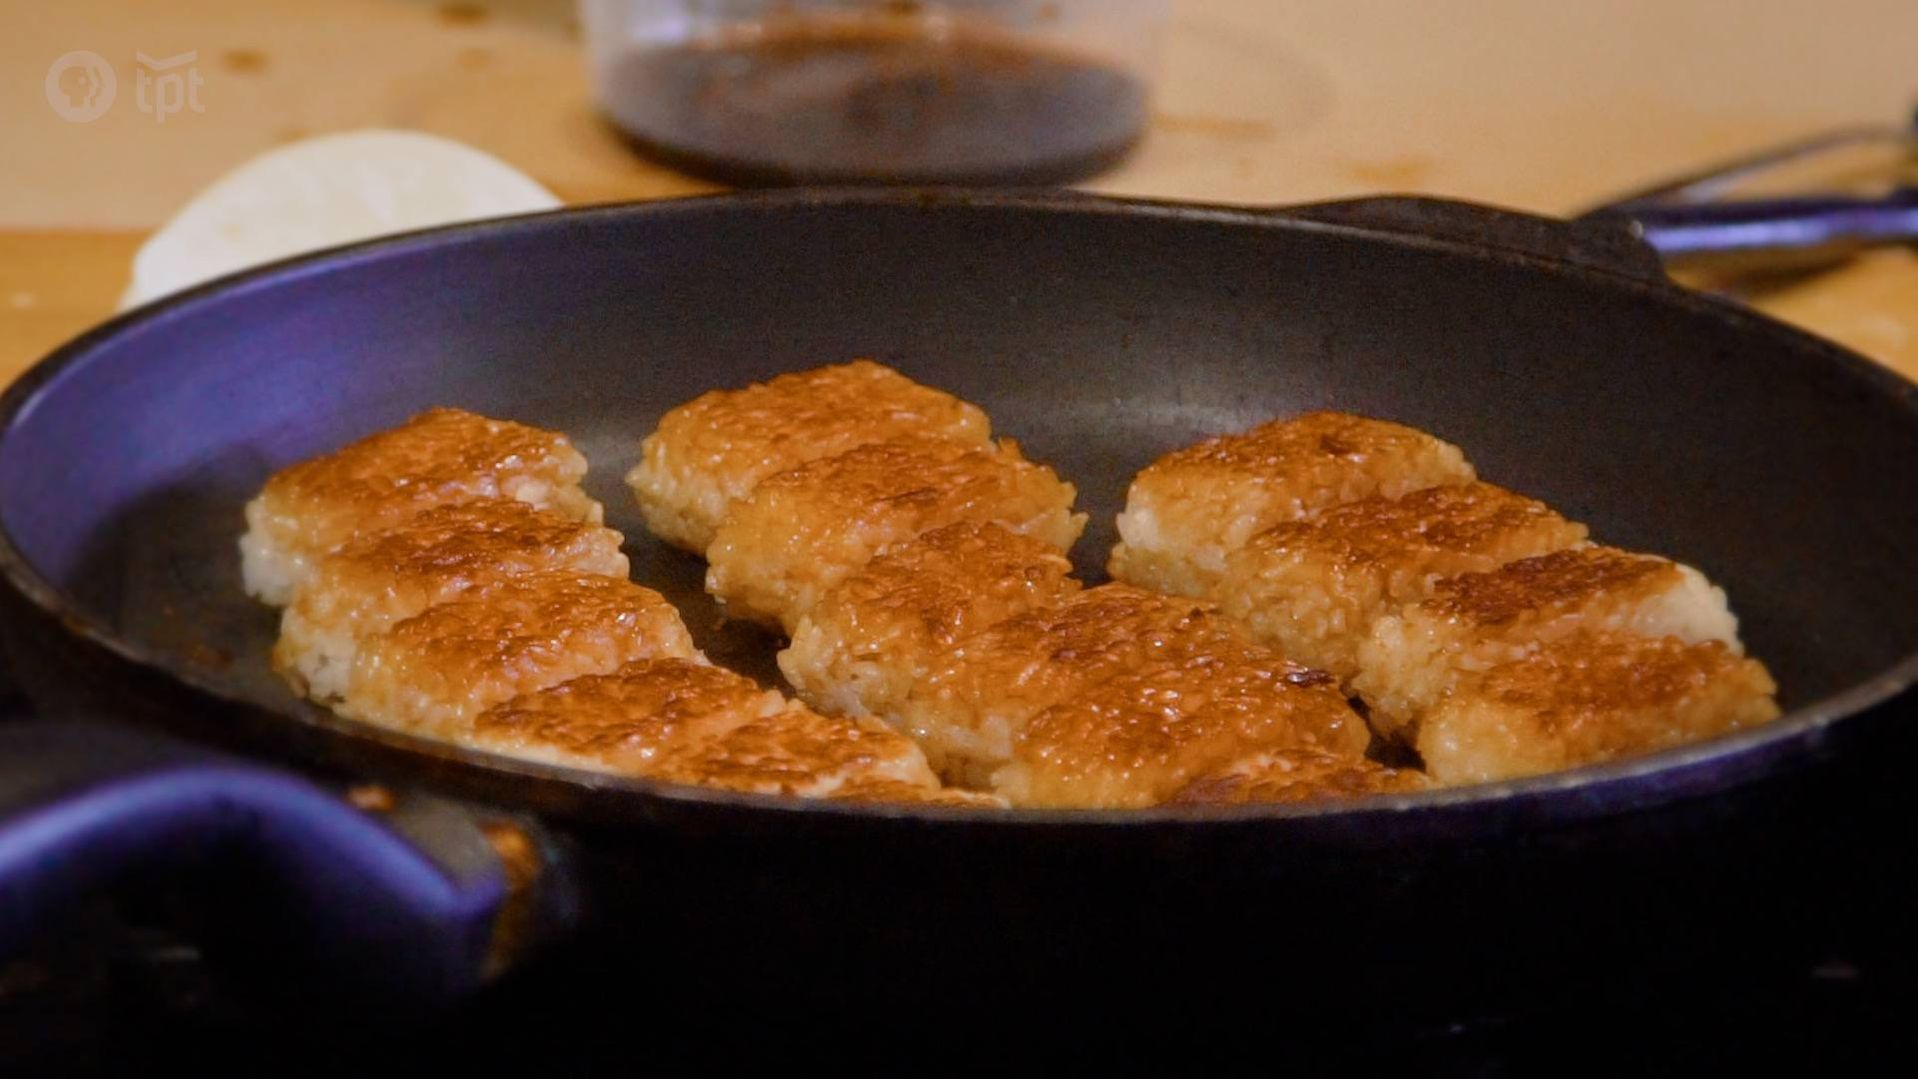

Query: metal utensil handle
<box><xmin>1590</xmin><ymin>124</ymin><xmax>1911</xmax><ymax>208</ymax></box>
<box><xmin>1584</xmin><ymin>190</ymin><xmax>1918</xmax><ymax>273</ymax></box>
<box><xmin>0</xmin><ymin>720</ymin><xmax>546</xmax><ymax>1007</ymax></box>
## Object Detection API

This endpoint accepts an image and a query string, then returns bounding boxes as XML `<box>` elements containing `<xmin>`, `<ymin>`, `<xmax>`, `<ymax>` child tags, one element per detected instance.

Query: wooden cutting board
<box><xmin>4</xmin><ymin>0</ymin><xmax>1917</xmax><ymax>385</ymax></box>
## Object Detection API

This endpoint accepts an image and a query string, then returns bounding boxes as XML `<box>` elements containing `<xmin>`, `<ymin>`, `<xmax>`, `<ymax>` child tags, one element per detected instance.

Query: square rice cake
<box><xmin>473</xmin><ymin>657</ymin><xmax>940</xmax><ymax>798</ymax></box>
<box><xmin>827</xmin><ymin>779</ymin><xmax>1011</xmax><ymax>809</ymax></box>
<box><xmin>241</xmin><ymin>408</ymin><xmax>601</xmax><ymax>605</ymax></box>
<box><xmin>893</xmin><ymin>584</ymin><xmax>1258</xmax><ymax>787</ymax></box>
<box><xmin>706</xmin><ymin>435</ymin><xmax>1084</xmax><ymax>632</ymax></box>
<box><xmin>274</xmin><ymin>500</ymin><xmax>629</xmax><ymax>704</ymax></box>
<box><xmin>778</xmin><ymin>520</ymin><xmax>1081</xmax><ymax>719</ymax></box>
<box><xmin>1109</xmin><ymin>412</ymin><xmax>1475</xmax><ymax>598</ymax></box>
<box><xmin>993</xmin><ymin>656</ymin><xmax>1371</xmax><ymax>809</ymax></box>
<box><xmin>627</xmin><ymin>360</ymin><xmax>991</xmax><ymax>553</ymax></box>
<box><xmin>1218</xmin><ymin>483</ymin><xmax>1586</xmax><ymax>681</ymax></box>
<box><xmin>1354</xmin><ymin>547</ymin><xmax>1742</xmax><ymax>739</ymax></box>
<box><xmin>645</xmin><ymin>704</ymin><xmax>941</xmax><ymax>799</ymax></box>
<box><xmin>1418</xmin><ymin>631</ymin><xmax>1779</xmax><ymax>784</ymax></box>
<box><xmin>1170</xmin><ymin>749</ymin><xmax>1432</xmax><ymax>807</ymax></box>
<box><xmin>470</xmin><ymin>657</ymin><xmax>785</xmax><ymax>769</ymax></box>
<box><xmin>338</xmin><ymin>572</ymin><xmax>698</xmax><ymax>739</ymax></box>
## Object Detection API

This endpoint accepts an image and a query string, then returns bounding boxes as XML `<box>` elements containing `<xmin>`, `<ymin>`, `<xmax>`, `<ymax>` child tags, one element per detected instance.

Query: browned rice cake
<box><xmin>1109</xmin><ymin>411</ymin><xmax>1475</xmax><ymax>599</ymax></box>
<box><xmin>1216</xmin><ymin>483</ymin><xmax>1586</xmax><ymax>681</ymax></box>
<box><xmin>706</xmin><ymin>435</ymin><xmax>1084</xmax><ymax>632</ymax></box>
<box><xmin>1417</xmin><ymin>631</ymin><xmax>1779</xmax><ymax>784</ymax></box>
<box><xmin>240</xmin><ymin>408</ymin><xmax>601</xmax><ymax>605</ymax></box>
<box><xmin>627</xmin><ymin>359</ymin><xmax>991</xmax><ymax>553</ymax></box>
<box><xmin>778</xmin><ymin>520</ymin><xmax>1081</xmax><ymax>719</ymax></box>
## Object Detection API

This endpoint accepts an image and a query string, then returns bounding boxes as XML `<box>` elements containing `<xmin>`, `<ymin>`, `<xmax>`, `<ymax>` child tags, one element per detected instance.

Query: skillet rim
<box><xmin>2</xmin><ymin>185</ymin><xmax>1915</xmax><ymax>828</ymax></box>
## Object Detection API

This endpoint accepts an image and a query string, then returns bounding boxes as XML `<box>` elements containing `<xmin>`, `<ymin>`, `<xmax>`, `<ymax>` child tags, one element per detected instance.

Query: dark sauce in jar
<box><xmin>599</xmin><ymin>17</ymin><xmax>1149</xmax><ymax>185</ymax></box>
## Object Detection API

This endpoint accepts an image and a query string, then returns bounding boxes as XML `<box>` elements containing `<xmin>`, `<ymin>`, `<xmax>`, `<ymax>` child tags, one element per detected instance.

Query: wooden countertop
<box><xmin>5</xmin><ymin>0</ymin><xmax>1917</xmax><ymax>385</ymax></box>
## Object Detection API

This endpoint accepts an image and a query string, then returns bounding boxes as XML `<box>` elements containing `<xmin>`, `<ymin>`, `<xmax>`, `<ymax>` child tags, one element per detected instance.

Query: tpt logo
<box><xmin>136</xmin><ymin>52</ymin><xmax>206</xmax><ymax>123</ymax></box>
<box><xmin>45</xmin><ymin>50</ymin><xmax>206</xmax><ymax>124</ymax></box>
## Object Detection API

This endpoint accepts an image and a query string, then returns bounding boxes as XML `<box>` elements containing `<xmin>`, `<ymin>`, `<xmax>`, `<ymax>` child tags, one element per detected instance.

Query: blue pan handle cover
<box><xmin>0</xmin><ymin>719</ymin><xmax>518</xmax><ymax>1006</ymax></box>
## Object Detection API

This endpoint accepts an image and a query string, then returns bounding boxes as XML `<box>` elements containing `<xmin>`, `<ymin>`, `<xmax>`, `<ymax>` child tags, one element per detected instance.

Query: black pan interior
<box><xmin>3</xmin><ymin>190</ymin><xmax>1916</xmax><ymax>804</ymax></box>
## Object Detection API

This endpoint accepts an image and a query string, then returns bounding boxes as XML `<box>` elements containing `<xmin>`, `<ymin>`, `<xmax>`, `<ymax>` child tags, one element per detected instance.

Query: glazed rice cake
<box><xmin>1218</xmin><ymin>483</ymin><xmax>1587</xmax><ymax>681</ymax></box>
<box><xmin>1418</xmin><ymin>632</ymin><xmax>1779</xmax><ymax>784</ymax></box>
<box><xmin>893</xmin><ymin>584</ymin><xmax>1256</xmax><ymax>786</ymax></box>
<box><xmin>1109</xmin><ymin>412</ymin><xmax>1475</xmax><ymax>598</ymax></box>
<box><xmin>472</xmin><ymin>657</ymin><xmax>942</xmax><ymax>797</ymax></box>
<box><xmin>645</xmin><ymin>704</ymin><xmax>941</xmax><ymax>798</ymax></box>
<box><xmin>339</xmin><ymin>572</ymin><xmax>699</xmax><ymax>739</ymax></box>
<box><xmin>241</xmin><ymin>408</ymin><xmax>602</xmax><ymax>605</ymax></box>
<box><xmin>778</xmin><ymin>521</ymin><xmax>1081</xmax><ymax>719</ymax></box>
<box><xmin>993</xmin><ymin>657</ymin><xmax>1371</xmax><ymax>810</ymax></box>
<box><xmin>829</xmin><ymin>779</ymin><xmax>1011</xmax><ymax>809</ymax></box>
<box><xmin>706</xmin><ymin>435</ymin><xmax>1085</xmax><ymax>632</ymax></box>
<box><xmin>1170</xmin><ymin>749</ymin><xmax>1432</xmax><ymax>806</ymax></box>
<box><xmin>627</xmin><ymin>360</ymin><xmax>992</xmax><ymax>553</ymax></box>
<box><xmin>471</xmin><ymin>658</ymin><xmax>785</xmax><ymax>770</ymax></box>
<box><xmin>1353</xmin><ymin>547</ymin><xmax>1742</xmax><ymax>739</ymax></box>
<box><xmin>274</xmin><ymin>501</ymin><xmax>629</xmax><ymax>704</ymax></box>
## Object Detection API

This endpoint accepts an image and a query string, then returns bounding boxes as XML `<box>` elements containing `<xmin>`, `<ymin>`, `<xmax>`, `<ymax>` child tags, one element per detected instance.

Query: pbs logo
<box><xmin>45</xmin><ymin>50</ymin><xmax>118</xmax><ymax>123</ymax></box>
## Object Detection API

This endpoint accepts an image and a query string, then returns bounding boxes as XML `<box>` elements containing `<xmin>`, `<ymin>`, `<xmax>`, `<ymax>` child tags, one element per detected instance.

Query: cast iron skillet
<box><xmin>2</xmin><ymin>190</ymin><xmax>1917</xmax><ymax>1032</ymax></box>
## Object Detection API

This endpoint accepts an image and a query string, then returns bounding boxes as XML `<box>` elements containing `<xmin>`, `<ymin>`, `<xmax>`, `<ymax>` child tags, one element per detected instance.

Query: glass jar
<box><xmin>580</xmin><ymin>0</ymin><xmax>1168</xmax><ymax>185</ymax></box>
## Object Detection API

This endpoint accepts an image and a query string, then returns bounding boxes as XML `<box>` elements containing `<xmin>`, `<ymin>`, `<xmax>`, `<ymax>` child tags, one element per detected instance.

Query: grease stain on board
<box><xmin>222</xmin><ymin>48</ymin><xmax>269</xmax><ymax>74</ymax></box>
<box><xmin>1343</xmin><ymin>155</ymin><xmax>1436</xmax><ymax>188</ymax></box>
<box><xmin>437</xmin><ymin>2</ymin><xmax>491</xmax><ymax>26</ymax></box>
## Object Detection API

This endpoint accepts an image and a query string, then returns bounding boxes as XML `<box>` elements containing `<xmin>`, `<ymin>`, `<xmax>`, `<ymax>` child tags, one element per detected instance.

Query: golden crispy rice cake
<box><xmin>643</xmin><ymin>703</ymin><xmax>940</xmax><ymax>798</ymax></box>
<box><xmin>828</xmin><ymin>779</ymin><xmax>1011</xmax><ymax>809</ymax></box>
<box><xmin>273</xmin><ymin>501</ymin><xmax>629</xmax><ymax>704</ymax></box>
<box><xmin>339</xmin><ymin>572</ymin><xmax>699</xmax><ymax>740</ymax></box>
<box><xmin>1170</xmin><ymin>749</ymin><xmax>1433</xmax><ymax>807</ymax></box>
<box><xmin>993</xmin><ymin>656</ymin><xmax>1370</xmax><ymax>810</ymax></box>
<box><xmin>1109</xmin><ymin>412</ymin><xmax>1475</xmax><ymax>599</ymax></box>
<box><xmin>893</xmin><ymin>584</ymin><xmax>1258</xmax><ymax>787</ymax></box>
<box><xmin>1218</xmin><ymin>483</ymin><xmax>1587</xmax><ymax>681</ymax></box>
<box><xmin>1353</xmin><ymin>547</ymin><xmax>1742</xmax><ymax>740</ymax></box>
<box><xmin>778</xmin><ymin>521</ymin><xmax>1082</xmax><ymax>719</ymax></box>
<box><xmin>1418</xmin><ymin>632</ymin><xmax>1780</xmax><ymax>785</ymax></box>
<box><xmin>473</xmin><ymin>658</ymin><xmax>941</xmax><ymax>798</ymax></box>
<box><xmin>705</xmin><ymin>435</ymin><xmax>1085</xmax><ymax>632</ymax></box>
<box><xmin>470</xmin><ymin>658</ymin><xmax>788</xmax><ymax>771</ymax></box>
<box><xmin>240</xmin><ymin>408</ymin><xmax>601</xmax><ymax>605</ymax></box>
<box><xmin>627</xmin><ymin>360</ymin><xmax>992</xmax><ymax>553</ymax></box>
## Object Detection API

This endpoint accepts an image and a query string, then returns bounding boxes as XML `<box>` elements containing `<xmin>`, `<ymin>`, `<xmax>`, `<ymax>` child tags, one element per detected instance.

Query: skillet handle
<box><xmin>1272</xmin><ymin>195</ymin><xmax>1671</xmax><ymax>283</ymax></box>
<box><xmin>0</xmin><ymin>719</ymin><xmax>570</xmax><ymax>1008</ymax></box>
